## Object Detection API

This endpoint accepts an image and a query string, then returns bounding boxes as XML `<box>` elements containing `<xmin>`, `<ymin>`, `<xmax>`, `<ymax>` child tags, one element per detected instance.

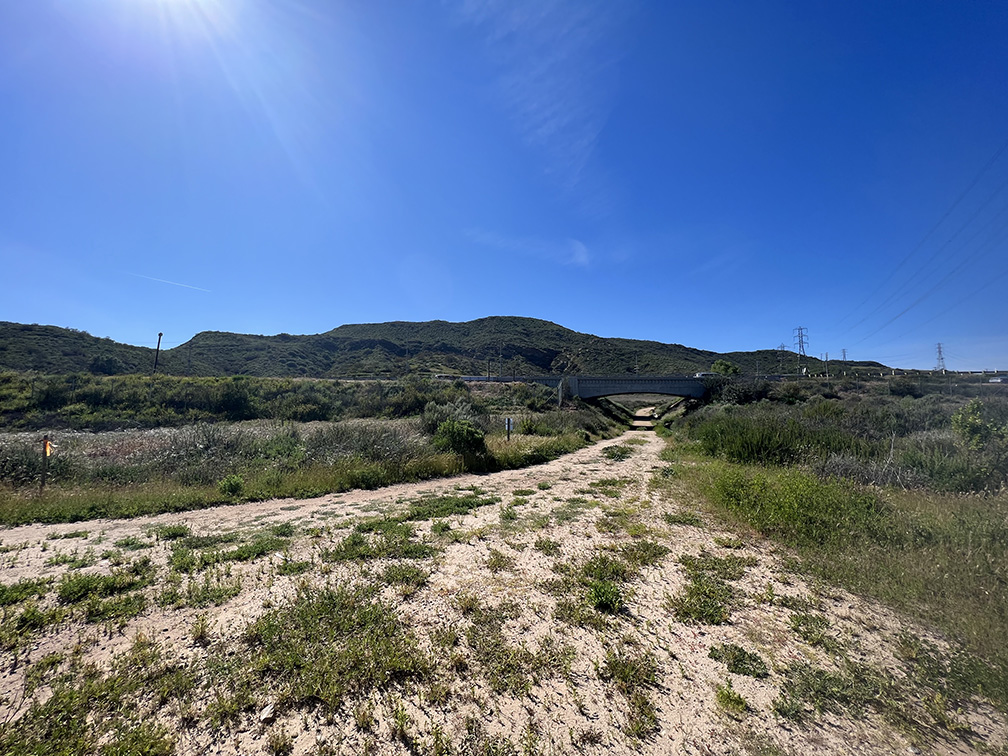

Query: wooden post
<box><xmin>40</xmin><ymin>434</ymin><xmax>50</xmax><ymax>493</ymax></box>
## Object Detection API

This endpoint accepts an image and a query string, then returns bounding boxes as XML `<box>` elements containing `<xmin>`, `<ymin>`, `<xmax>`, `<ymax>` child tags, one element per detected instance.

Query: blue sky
<box><xmin>2</xmin><ymin>0</ymin><xmax>1006</xmax><ymax>370</ymax></box>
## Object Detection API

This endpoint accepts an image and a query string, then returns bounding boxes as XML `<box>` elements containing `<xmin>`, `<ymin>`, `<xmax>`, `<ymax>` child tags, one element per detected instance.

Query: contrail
<box><xmin>129</xmin><ymin>273</ymin><xmax>211</xmax><ymax>293</ymax></box>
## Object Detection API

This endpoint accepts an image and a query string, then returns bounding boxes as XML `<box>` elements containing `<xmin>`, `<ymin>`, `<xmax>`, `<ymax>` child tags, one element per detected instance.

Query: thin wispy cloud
<box><xmin>129</xmin><ymin>273</ymin><xmax>211</xmax><ymax>293</ymax></box>
<box><xmin>454</xmin><ymin>0</ymin><xmax>626</xmax><ymax>190</ymax></box>
<box><xmin>466</xmin><ymin>229</ymin><xmax>592</xmax><ymax>267</ymax></box>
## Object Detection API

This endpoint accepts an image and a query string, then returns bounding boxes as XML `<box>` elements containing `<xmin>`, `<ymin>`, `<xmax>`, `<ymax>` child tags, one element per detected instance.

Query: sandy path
<box><xmin>1</xmin><ymin>431</ymin><xmax>1004</xmax><ymax>755</ymax></box>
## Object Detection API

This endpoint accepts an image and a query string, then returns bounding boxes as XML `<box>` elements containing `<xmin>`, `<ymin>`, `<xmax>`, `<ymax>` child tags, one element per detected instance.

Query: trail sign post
<box><xmin>40</xmin><ymin>434</ymin><xmax>51</xmax><ymax>492</ymax></box>
<box><xmin>505</xmin><ymin>417</ymin><xmax>513</xmax><ymax>442</ymax></box>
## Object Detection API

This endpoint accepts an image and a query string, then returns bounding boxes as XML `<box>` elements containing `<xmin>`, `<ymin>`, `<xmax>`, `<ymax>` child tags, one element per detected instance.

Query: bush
<box><xmin>432</xmin><ymin>419</ymin><xmax>486</xmax><ymax>457</ymax></box>
<box><xmin>890</xmin><ymin>376</ymin><xmax>923</xmax><ymax>398</ymax></box>
<box><xmin>421</xmin><ymin>398</ymin><xmax>475</xmax><ymax>434</ymax></box>
<box><xmin>218</xmin><ymin>474</ymin><xmax>244</xmax><ymax>497</ymax></box>
<box><xmin>952</xmin><ymin>399</ymin><xmax>1000</xmax><ymax>451</ymax></box>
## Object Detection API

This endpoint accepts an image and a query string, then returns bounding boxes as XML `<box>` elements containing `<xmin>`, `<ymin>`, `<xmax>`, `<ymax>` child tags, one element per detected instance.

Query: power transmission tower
<box><xmin>777</xmin><ymin>343</ymin><xmax>787</xmax><ymax>373</ymax></box>
<box><xmin>935</xmin><ymin>343</ymin><xmax>946</xmax><ymax>371</ymax></box>
<box><xmin>793</xmin><ymin>327</ymin><xmax>808</xmax><ymax>356</ymax></box>
<box><xmin>841</xmin><ymin>348</ymin><xmax>847</xmax><ymax>363</ymax></box>
<box><xmin>793</xmin><ymin>327</ymin><xmax>808</xmax><ymax>372</ymax></box>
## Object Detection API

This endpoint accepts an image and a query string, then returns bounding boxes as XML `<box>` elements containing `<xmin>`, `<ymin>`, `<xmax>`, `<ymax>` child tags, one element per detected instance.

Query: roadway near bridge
<box><xmin>450</xmin><ymin>375</ymin><xmax>708</xmax><ymax>400</ymax></box>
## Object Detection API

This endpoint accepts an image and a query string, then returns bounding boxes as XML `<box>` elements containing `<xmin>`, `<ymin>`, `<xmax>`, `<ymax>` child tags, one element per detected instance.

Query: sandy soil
<box><xmin>1</xmin><ymin>431</ymin><xmax>1004</xmax><ymax>755</ymax></box>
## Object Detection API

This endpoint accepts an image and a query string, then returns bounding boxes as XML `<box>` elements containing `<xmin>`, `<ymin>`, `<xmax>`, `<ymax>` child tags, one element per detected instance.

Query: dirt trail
<box><xmin>630</xmin><ymin>406</ymin><xmax>656</xmax><ymax>430</ymax></box>
<box><xmin>1</xmin><ymin>432</ymin><xmax>1004</xmax><ymax>755</ymax></box>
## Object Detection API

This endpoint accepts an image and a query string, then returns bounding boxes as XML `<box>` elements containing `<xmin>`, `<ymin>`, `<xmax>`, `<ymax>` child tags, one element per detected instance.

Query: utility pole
<box><xmin>152</xmin><ymin>332</ymin><xmax>163</xmax><ymax>375</ymax></box>
<box><xmin>935</xmin><ymin>343</ymin><xmax>946</xmax><ymax>372</ymax></box>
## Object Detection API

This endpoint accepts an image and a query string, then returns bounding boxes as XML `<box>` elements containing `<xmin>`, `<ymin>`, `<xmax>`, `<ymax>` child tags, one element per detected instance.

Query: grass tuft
<box><xmin>709</xmin><ymin>644</ymin><xmax>768</xmax><ymax>678</ymax></box>
<box><xmin>599</xmin><ymin>646</ymin><xmax>660</xmax><ymax>738</ymax></box>
<box><xmin>241</xmin><ymin>584</ymin><xmax>430</xmax><ymax>710</ymax></box>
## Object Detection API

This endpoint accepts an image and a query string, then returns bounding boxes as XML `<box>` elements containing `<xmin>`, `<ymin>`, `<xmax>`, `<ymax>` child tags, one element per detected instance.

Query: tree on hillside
<box><xmin>711</xmin><ymin>359</ymin><xmax>741</xmax><ymax>376</ymax></box>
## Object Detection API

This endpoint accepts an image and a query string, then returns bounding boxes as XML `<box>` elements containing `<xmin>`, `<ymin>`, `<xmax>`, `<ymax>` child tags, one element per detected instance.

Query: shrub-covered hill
<box><xmin>0</xmin><ymin>317</ymin><xmax>883</xmax><ymax>378</ymax></box>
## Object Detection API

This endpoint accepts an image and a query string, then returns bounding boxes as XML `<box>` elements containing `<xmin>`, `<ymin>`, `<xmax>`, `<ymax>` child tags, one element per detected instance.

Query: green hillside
<box><xmin>0</xmin><ymin>317</ymin><xmax>883</xmax><ymax>378</ymax></box>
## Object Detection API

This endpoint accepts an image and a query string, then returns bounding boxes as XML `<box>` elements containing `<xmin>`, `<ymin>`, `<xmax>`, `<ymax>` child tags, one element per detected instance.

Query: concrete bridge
<box><xmin>451</xmin><ymin>375</ymin><xmax>708</xmax><ymax>400</ymax></box>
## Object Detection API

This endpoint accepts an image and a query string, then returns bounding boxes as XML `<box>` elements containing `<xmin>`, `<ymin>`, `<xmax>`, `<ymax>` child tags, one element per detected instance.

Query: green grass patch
<box><xmin>598</xmin><ymin>646</ymin><xmax>659</xmax><ymax>738</ymax></box>
<box><xmin>430</xmin><ymin>519</ymin><xmax>451</xmax><ymax>535</ymax></box>
<box><xmin>588</xmin><ymin>580</ymin><xmax>623</xmax><ymax>614</ymax></box>
<box><xmin>0</xmin><ymin>634</ymin><xmax>186</xmax><ymax>755</ymax></box>
<box><xmin>499</xmin><ymin>503</ymin><xmax>518</xmax><ymax>524</ymax></box>
<box><xmin>713</xmin><ymin>535</ymin><xmax>744</xmax><ymax>549</ymax></box>
<box><xmin>114</xmin><ymin>535</ymin><xmax>152</xmax><ymax>551</ymax></box>
<box><xmin>552</xmin><ymin>497</ymin><xmax>597</xmax><ymax>523</ymax></box>
<box><xmin>621</xmin><ymin>540</ymin><xmax>669</xmax><ymax>569</ymax></box>
<box><xmin>602</xmin><ymin>444</ymin><xmax>633</xmax><ymax>461</ymax></box>
<box><xmin>198</xmin><ymin>534</ymin><xmax>288</xmax><ymax>568</ymax></box>
<box><xmin>554</xmin><ymin>596</ymin><xmax>611</xmax><ymax>632</ymax></box>
<box><xmin>465</xmin><ymin>603</ymin><xmax>573</xmax><ymax>696</ymax></box>
<box><xmin>46</xmin><ymin>530</ymin><xmax>89</xmax><ymax>540</ymax></box>
<box><xmin>533</xmin><ymin>537</ymin><xmax>561</xmax><ymax>556</ymax></box>
<box><xmin>239</xmin><ymin>584</ymin><xmax>430</xmax><ymax>710</ymax></box>
<box><xmin>0</xmin><ymin>602</ymin><xmax>65</xmax><ymax>651</ymax></box>
<box><xmin>401</xmin><ymin>489</ymin><xmax>500</xmax><ymax>522</ymax></box>
<box><xmin>709</xmin><ymin>644</ymin><xmax>768</xmax><ymax>678</ymax></box>
<box><xmin>161</xmin><ymin>570</ymin><xmax>242</xmax><ymax>608</ymax></box>
<box><xmin>596</xmin><ymin>505</ymin><xmax>649</xmax><ymax>536</ymax></box>
<box><xmin>380</xmin><ymin>564</ymin><xmax>428</xmax><ymax>596</ymax></box>
<box><xmin>57</xmin><ymin>558</ymin><xmax>156</xmax><ymax>605</ymax></box>
<box><xmin>715</xmin><ymin>679</ymin><xmax>748</xmax><ymax>715</ymax></box>
<box><xmin>772</xmin><ymin>661</ymin><xmax>894</xmax><ymax>724</ymax></box>
<box><xmin>703</xmin><ymin>463</ymin><xmax>889</xmax><ymax>549</ymax></box>
<box><xmin>680</xmin><ymin>551</ymin><xmax>755</xmax><ymax>581</ymax></box>
<box><xmin>45</xmin><ymin>549</ymin><xmax>96</xmax><ymax>569</ymax></box>
<box><xmin>663</xmin><ymin>510</ymin><xmax>703</xmax><ymax>527</ymax></box>
<box><xmin>320</xmin><ymin>527</ymin><xmax>436</xmax><ymax>562</ymax></box>
<box><xmin>668</xmin><ymin>573</ymin><xmax>732</xmax><ymax>625</ymax></box>
<box><xmin>276</xmin><ymin>557</ymin><xmax>312</xmax><ymax>576</ymax></box>
<box><xmin>0</xmin><ymin>578</ymin><xmax>50</xmax><ymax>607</ymax></box>
<box><xmin>486</xmin><ymin>548</ymin><xmax>516</xmax><ymax>573</ymax></box>
<box><xmin>581</xmin><ymin>552</ymin><xmax>632</xmax><ymax>583</ymax></box>
<box><xmin>790</xmin><ymin>612</ymin><xmax>840</xmax><ymax>652</ymax></box>
<box><xmin>588</xmin><ymin>477</ymin><xmax>630</xmax><ymax>498</ymax></box>
<box><xmin>84</xmin><ymin>592</ymin><xmax>147</xmax><ymax>624</ymax></box>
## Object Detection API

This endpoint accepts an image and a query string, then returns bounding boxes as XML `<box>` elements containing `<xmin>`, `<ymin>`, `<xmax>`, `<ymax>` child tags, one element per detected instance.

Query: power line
<box><xmin>839</xmin><ymin>135</ymin><xmax>1008</xmax><ymax>328</ymax></box>
<box><xmin>854</xmin><ymin>210</ymin><xmax>1008</xmax><ymax>343</ymax></box>
<box><xmin>849</xmin><ymin>173</ymin><xmax>1008</xmax><ymax>336</ymax></box>
<box><xmin>891</xmin><ymin>265</ymin><xmax>1008</xmax><ymax>342</ymax></box>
